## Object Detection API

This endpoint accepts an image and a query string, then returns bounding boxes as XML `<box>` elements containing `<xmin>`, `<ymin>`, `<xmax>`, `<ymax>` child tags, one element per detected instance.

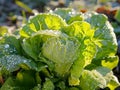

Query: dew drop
<box><xmin>23</xmin><ymin>60</ymin><xmax>27</xmax><ymax>63</ymax></box>
<box><xmin>4</xmin><ymin>44</ymin><xmax>9</xmax><ymax>48</ymax></box>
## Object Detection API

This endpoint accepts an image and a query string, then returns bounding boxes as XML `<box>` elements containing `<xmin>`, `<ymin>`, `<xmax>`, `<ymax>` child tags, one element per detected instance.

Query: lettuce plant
<box><xmin>0</xmin><ymin>8</ymin><xmax>119</xmax><ymax>90</ymax></box>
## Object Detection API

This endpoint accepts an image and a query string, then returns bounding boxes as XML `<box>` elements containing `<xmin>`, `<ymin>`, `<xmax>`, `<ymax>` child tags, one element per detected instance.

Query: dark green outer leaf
<box><xmin>0</xmin><ymin>36</ymin><xmax>19</xmax><ymax>58</ymax></box>
<box><xmin>52</xmin><ymin>8</ymin><xmax>83</xmax><ymax>24</ymax></box>
<box><xmin>53</xmin><ymin>8</ymin><xmax>75</xmax><ymax>22</ymax></box>
<box><xmin>42</xmin><ymin>78</ymin><xmax>54</xmax><ymax>90</ymax></box>
<box><xmin>4</xmin><ymin>35</ymin><xmax>22</xmax><ymax>55</ymax></box>
<box><xmin>0</xmin><ymin>55</ymin><xmax>37</xmax><ymax>73</ymax></box>
<box><xmin>0</xmin><ymin>77</ymin><xmax>16</xmax><ymax>90</ymax></box>
<box><xmin>85</xmin><ymin>13</ymin><xmax>118</xmax><ymax>60</ymax></box>
<box><xmin>1</xmin><ymin>77</ymin><xmax>34</xmax><ymax>90</ymax></box>
<box><xmin>22</xmin><ymin>37</ymin><xmax>41</xmax><ymax>60</ymax></box>
<box><xmin>115</xmin><ymin>9</ymin><xmax>120</xmax><ymax>23</ymax></box>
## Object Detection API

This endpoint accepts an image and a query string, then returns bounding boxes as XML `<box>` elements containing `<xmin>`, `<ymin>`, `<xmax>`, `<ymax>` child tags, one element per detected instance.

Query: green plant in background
<box><xmin>115</xmin><ymin>9</ymin><xmax>120</xmax><ymax>23</ymax></box>
<box><xmin>0</xmin><ymin>26</ymin><xmax>8</xmax><ymax>36</ymax></box>
<box><xmin>15</xmin><ymin>0</ymin><xmax>33</xmax><ymax>13</ymax></box>
<box><xmin>112</xmin><ymin>9</ymin><xmax>120</xmax><ymax>35</ymax></box>
<box><xmin>0</xmin><ymin>8</ymin><xmax>119</xmax><ymax>90</ymax></box>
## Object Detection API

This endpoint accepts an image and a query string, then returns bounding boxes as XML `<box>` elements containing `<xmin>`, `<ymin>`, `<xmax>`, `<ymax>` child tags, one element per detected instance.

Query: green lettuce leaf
<box><xmin>80</xmin><ymin>66</ymin><xmax>120</xmax><ymax>90</ymax></box>
<box><xmin>61</xmin><ymin>21</ymin><xmax>97</xmax><ymax>85</ymax></box>
<box><xmin>61</xmin><ymin>21</ymin><xmax>96</xmax><ymax>66</ymax></box>
<box><xmin>85</xmin><ymin>13</ymin><xmax>118</xmax><ymax>60</ymax></box>
<box><xmin>115</xmin><ymin>9</ymin><xmax>120</xmax><ymax>23</ymax></box>
<box><xmin>0</xmin><ymin>35</ymin><xmax>21</xmax><ymax>58</ymax></box>
<box><xmin>52</xmin><ymin>8</ymin><xmax>83</xmax><ymax>24</ymax></box>
<box><xmin>61</xmin><ymin>21</ymin><xmax>94</xmax><ymax>39</ymax></box>
<box><xmin>42</xmin><ymin>37</ymin><xmax>80</xmax><ymax>77</ymax></box>
<box><xmin>68</xmin><ymin>57</ymin><xmax>84</xmax><ymax>86</ymax></box>
<box><xmin>21</xmin><ymin>30</ymin><xmax>67</xmax><ymax>60</ymax></box>
<box><xmin>32</xmin><ymin>30</ymin><xmax>66</xmax><ymax>42</ymax></box>
<box><xmin>42</xmin><ymin>78</ymin><xmax>54</xmax><ymax>90</ymax></box>
<box><xmin>96</xmin><ymin>67</ymin><xmax>120</xmax><ymax>89</ymax></box>
<box><xmin>53</xmin><ymin>8</ymin><xmax>75</xmax><ymax>22</ymax></box>
<box><xmin>66</xmin><ymin>87</ymin><xmax>80</xmax><ymax>90</ymax></box>
<box><xmin>80</xmin><ymin>70</ymin><xmax>106</xmax><ymax>90</ymax></box>
<box><xmin>21</xmin><ymin>37</ymin><xmax>41</xmax><ymax>60</ymax></box>
<box><xmin>16</xmin><ymin>70</ymin><xmax>36</xmax><ymax>87</ymax></box>
<box><xmin>20</xmin><ymin>13</ymin><xmax>66</xmax><ymax>38</ymax></box>
<box><xmin>67</xmin><ymin>15</ymin><xmax>84</xmax><ymax>24</ymax></box>
<box><xmin>0</xmin><ymin>77</ymin><xmax>17</xmax><ymax>90</ymax></box>
<box><xmin>101</xmin><ymin>56</ymin><xmax>119</xmax><ymax>70</ymax></box>
<box><xmin>0</xmin><ymin>55</ymin><xmax>36</xmax><ymax>73</ymax></box>
<box><xmin>32</xmin><ymin>84</ymin><xmax>41</xmax><ymax>90</ymax></box>
<box><xmin>4</xmin><ymin>35</ymin><xmax>22</xmax><ymax>55</ymax></box>
<box><xmin>84</xmin><ymin>66</ymin><xmax>120</xmax><ymax>89</ymax></box>
<box><xmin>107</xmin><ymin>75</ymin><xmax>120</xmax><ymax>90</ymax></box>
<box><xmin>1</xmin><ymin>76</ymin><xmax>35</xmax><ymax>90</ymax></box>
<box><xmin>56</xmin><ymin>81</ymin><xmax>66</xmax><ymax>90</ymax></box>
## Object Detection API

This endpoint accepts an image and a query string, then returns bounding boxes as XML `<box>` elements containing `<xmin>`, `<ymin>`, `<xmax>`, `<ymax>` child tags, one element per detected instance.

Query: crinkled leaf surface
<box><xmin>101</xmin><ymin>56</ymin><xmax>119</xmax><ymax>70</ymax></box>
<box><xmin>42</xmin><ymin>78</ymin><xmax>54</xmax><ymax>90</ymax></box>
<box><xmin>32</xmin><ymin>30</ymin><xmax>67</xmax><ymax>43</ymax></box>
<box><xmin>52</xmin><ymin>8</ymin><xmax>83</xmax><ymax>24</ymax></box>
<box><xmin>22</xmin><ymin>30</ymin><xmax>67</xmax><ymax>60</ymax></box>
<box><xmin>20</xmin><ymin>13</ymin><xmax>66</xmax><ymax>38</ymax></box>
<box><xmin>80</xmin><ymin>70</ymin><xmax>106</xmax><ymax>90</ymax></box>
<box><xmin>53</xmin><ymin>8</ymin><xmax>76</xmax><ymax>22</ymax></box>
<box><xmin>61</xmin><ymin>21</ymin><xmax>94</xmax><ymax>39</ymax></box>
<box><xmin>85</xmin><ymin>13</ymin><xmax>118</xmax><ymax>60</ymax></box>
<box><xmin>67</xmin><ymin>15</ymin><xmax>83</xmax><ymax>24</ymax></box>
<box><xmin>69</xmin><ymin>57</ymin><xmax>84</xmax><ymax>86</ymax></box>
<box><xmin>42</xmin><ymin>37</ymin><xmax>80</xmax><ymax>76</ymax></box>
<box><xmin>84</xmin><ymin>66</ymin><xmax>120</xmax><ymax>89</ymax></box>
<box><xmin>96</xmin><ymin>67</ymin><xmax>120</xmax><ymax>90</ymax></box>
<box><xmin>107</xmin><ymin>75</ymin><xmax>120</xmax><ymax>90</ymax></box>
<box><xmin>61</xmin><ymin>21</ymin><xmax>97</xmax><ymax>85</ymax></box>
<box><xmin>61</xmin><ymin>21</ymin><xmax>96</xmax><ymax>66</ymax></box>
<box><xmin>0</xmin><ymin>55</ymin><xmax>36</xmax><ymax>73</ymax></box>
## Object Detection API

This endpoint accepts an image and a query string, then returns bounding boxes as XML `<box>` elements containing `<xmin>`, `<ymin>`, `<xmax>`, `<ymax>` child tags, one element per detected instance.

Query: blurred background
<box><xmin>0</xmin><ymin>0</ymin><xmax>120</xmax><ymax>27</ymax></box>
<box><xmin>0</xmin><ymin>0</ymin><xmax>120</xmax><ymax>89</ymax></box>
